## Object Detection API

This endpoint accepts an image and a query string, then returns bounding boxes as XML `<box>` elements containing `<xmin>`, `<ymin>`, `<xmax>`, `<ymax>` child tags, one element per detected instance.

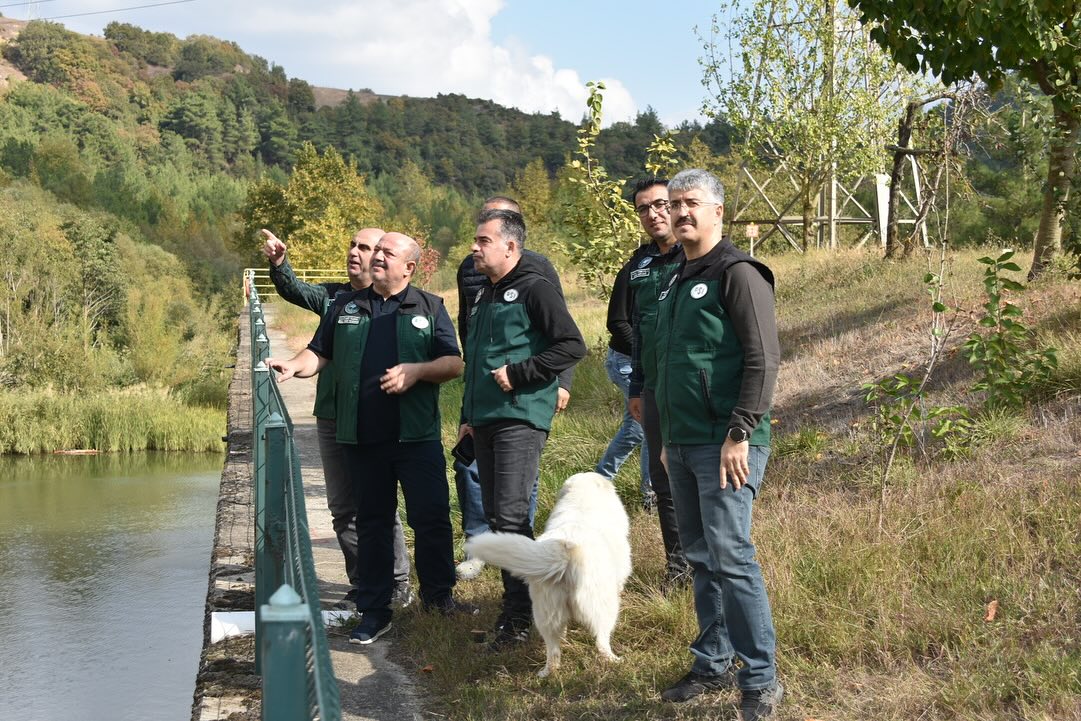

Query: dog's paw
<box><xmin>601</xmin><ymin>652</ymin><xmax>622</xmax><ymax>663</ymax></box>
<box><xmin>538</xmin><ymin>665</ymin><xmax>554</xmax><ymax>678</ymax></box>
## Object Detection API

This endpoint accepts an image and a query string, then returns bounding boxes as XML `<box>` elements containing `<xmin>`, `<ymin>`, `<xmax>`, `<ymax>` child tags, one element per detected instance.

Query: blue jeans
<box><xmin>595</xmin><ymin>349</ymin><xmax>651</xmax><ymax>500</ymax></box>
<box><xmin>665</xmin><ymin>443</ymin><xmax>776</xmax><ymax>690</ymax></box>
<box><xmin>454</xmin><ymin>459</ymin><xmax>539</xmax><ymax>545</ymax></box>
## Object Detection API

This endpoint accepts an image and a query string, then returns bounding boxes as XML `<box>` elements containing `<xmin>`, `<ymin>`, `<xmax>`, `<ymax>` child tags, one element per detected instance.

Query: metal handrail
<box><xmin>243</xmin><ymin>267</ymin><xmax>348</xmax><ymax>303</ymax></box>
<box><xmin>247</xmin><ymin>269</ymin><xmax>342</xmax><ymax>721</ymax></box>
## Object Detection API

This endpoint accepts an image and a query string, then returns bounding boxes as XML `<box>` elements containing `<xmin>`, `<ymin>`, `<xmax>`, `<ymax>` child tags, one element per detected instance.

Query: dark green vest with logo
<box><xmin>627</xmin><ymin>243</ymin><xmax>684</xmax><ymax>390</ymax></box>
<box><xmin>655</xmin><ymin>241</ymin><xmax>774</xmax><ymax>446</ymax></box>
<box><xmin>313</xmin><ymin>293</ymin><xmax>340</xmax><ymax>420</ymax></box>
<box><xmin>329</xmin><ymin>287</ymin><xmax>446</xmax><ymax>444</ymax></box>
<box><xmin>463</xmin><ymin>279</ymin><xmax>559</xmax><ymax>431</ymax></box>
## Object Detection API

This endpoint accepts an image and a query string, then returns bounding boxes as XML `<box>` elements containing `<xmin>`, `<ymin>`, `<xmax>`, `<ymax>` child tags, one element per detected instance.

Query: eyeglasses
<box><xmin>668</xmin><ymin>199</ymin><xmax>720</xmax><ymax>212</ymax></box>
<box><xmin>635</xmin><ymin>199</ymin><xmax>669</xmax><ymax>216</ymax></box>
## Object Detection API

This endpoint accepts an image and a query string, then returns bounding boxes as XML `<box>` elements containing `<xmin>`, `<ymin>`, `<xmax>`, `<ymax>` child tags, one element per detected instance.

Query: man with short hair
<box><xmin>459</xmin><ymin>209</ymin><xmax>586</xmax><ymax>648</ymax></box>
<box><xmin>653</xmin><ymin>169</ymin><xmax>782</xmax><ymax>720</ymax></box>
<box><xmin>268</xmin><ymin>232</ymin><xmax>472</xmax><ymax>646</ymax></box>
<box><xmin>603</xmin><ymin>177</ymin><xmax>691</xmax><ymax>589</ymax></box>
<box><xmin>452</xmin><ymin>196</ymin><xmax>568</xmax><ymax>581</ymax></box>
<box><xmin>261</xmin><ymin>228</ymin><xmax>413</xmax><ymax>610</ymax></box>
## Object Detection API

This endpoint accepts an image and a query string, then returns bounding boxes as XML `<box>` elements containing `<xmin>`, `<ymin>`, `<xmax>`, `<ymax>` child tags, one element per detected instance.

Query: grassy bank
<box><xmin>346</xmin><ymin>247</ymin><xmax>1079</xmax><ymax>721</ymax></box>
<box><xmin>0</xmin><ymin>388</ymin><xmax>226</xmax><ymax>454</ymax></box>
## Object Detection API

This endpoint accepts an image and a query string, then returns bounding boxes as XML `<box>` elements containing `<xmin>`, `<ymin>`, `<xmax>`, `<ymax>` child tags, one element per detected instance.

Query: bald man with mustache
<box><xmin>269</xmin><ymin>232</ymin><xmax>475</xmax><ymax>645</ymax></box>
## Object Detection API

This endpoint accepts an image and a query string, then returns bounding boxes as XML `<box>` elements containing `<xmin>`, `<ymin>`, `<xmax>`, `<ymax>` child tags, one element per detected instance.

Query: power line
<box><xmin>0</xmin><ymin>0</ymin><xmax>59</xmax><ymax>9</ymax></box>
<box><xmin>42</xmin><ymin>0</ymin><xmax>195</xmax><ymax>20</ymax></box>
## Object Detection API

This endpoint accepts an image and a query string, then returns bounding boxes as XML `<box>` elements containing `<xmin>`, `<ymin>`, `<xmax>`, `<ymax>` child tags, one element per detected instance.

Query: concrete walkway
<box><xmin>264</xmin><ymin>307</ymin><xmax>425</xmax><ymax>721</ymax></box>
<box><xmin>192</xmin><ymin>305</ymin><xmax>424</xmax><ymax>721</ymax></box>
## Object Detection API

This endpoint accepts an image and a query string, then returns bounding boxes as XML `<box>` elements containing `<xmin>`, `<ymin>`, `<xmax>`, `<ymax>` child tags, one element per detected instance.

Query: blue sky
<box><xmin>26</xmin><ymin>0</ymin><xmax>720</xmax><ymax>126</ymax></box>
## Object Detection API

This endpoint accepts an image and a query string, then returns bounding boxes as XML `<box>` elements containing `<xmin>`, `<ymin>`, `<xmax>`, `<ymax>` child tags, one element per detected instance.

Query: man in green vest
<box><xmin>610</xmin><ymin>176</ymin><xmax>692</xmax><ymax>589</ymax></box>
<box><xmin>458</xmin><ymin>209</ymin><xmax>586</xmax><ymax>650</ymax></box>
<box><xmin>261</xmin><ymin>228</ymin><xmax>413</xmax><ymax>611</ymax></box>
<box><xmin>268</xmin><ymin>232</ymin><xmax>472</xmax><ymax>645</ymax></box>
<box><xmin>653</xmin><ymin>169</ymin><xmax>783</xmax><ymax>721</ymax></box>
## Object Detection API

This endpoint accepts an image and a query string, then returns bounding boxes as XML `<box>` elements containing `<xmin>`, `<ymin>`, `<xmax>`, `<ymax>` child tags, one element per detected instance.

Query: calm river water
<box><xmin>0</xmin><ymin>452</ymin><xmax>223</xmax><ymax>721</ymax></box>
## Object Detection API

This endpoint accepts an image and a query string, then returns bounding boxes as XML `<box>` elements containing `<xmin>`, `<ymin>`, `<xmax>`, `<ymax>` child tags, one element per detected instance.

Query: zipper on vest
<box><xmin>506</xmin><ymin>355</ymin><xmax>518</xmax><ymax>406</ymax></box>
<box><xmin>699</xmin><ymin>369</ymin><xmax>718</xmax><ymax>423</ymax></box>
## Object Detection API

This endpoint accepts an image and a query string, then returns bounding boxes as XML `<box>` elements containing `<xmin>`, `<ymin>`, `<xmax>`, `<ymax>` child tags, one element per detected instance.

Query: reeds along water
<box><xmin>0</xmin><ymin>390</ymin><xmax>225</xmax><ymax>454</ymax></box>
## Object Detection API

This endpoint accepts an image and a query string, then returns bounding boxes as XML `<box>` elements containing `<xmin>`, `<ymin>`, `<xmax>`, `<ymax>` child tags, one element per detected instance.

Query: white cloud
<box><xmin>217</xmin><ymin>0</ymin><xmax>638</xmax><ymax>124</ymax></box>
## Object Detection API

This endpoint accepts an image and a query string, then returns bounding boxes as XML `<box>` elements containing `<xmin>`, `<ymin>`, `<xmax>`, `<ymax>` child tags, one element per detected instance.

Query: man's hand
<box><xmin>628</xmin><ymin>396</ymin><xmax>642</xmax><ymax>423</ymax></box>
<box><xmin>719</xmin><ymin>438</ymin><xmax>750</xmax><ymax>491</ymax></box>
<box><xmin>556</xmin><ymin>388</ymin><xmax>570</xmax><ymax>412</ymax></box>
<box><xmin>380</xmin><ymin>363</ymin><xmax>420</xmax><ymax>394</ymax></box>
<box><xmin>260</xmin><ymin>229</ymin><xmax>287</xmax><ymax>267</ymax></box>
<box><xmin>267</xmin><ymin>357</ymin><xmax>298</xmax><ymax>382</ymax></box>
<box><xmin>491</xmin><ymin>365</ymin><xmax>513</xmax><ymax>392</ymax></box>
<box><xmin>458</xmin><ymin>423</ymin><xmax>473</xmax><ymax>442</ymax></box>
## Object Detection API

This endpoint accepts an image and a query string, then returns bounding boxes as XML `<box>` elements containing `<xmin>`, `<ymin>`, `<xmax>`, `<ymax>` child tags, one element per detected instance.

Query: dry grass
<box><xmin>283</xmin><ymin>247</ymin><xmax>1081</xmax><ymax>720</ymax></box>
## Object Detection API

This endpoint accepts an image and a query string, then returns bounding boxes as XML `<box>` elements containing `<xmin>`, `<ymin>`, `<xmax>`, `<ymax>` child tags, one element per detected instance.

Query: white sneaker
<box><xmin>456</xmin><ymin>557</ymin><xmax>485</xmax><ymax>580</ymax></box>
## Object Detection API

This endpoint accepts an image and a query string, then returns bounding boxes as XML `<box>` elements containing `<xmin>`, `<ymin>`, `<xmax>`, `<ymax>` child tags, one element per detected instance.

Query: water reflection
<box><xmin>0</xmin><ymin>452</ymin><xmax>223</xmax><ymax>721</ymax></box>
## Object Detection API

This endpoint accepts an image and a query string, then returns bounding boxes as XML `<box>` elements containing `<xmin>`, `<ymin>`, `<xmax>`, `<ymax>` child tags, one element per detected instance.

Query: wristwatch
<box><xmin>727</xmin><ymin>426</ymin><xmax>749</xmax><ymax>443</ymax></box>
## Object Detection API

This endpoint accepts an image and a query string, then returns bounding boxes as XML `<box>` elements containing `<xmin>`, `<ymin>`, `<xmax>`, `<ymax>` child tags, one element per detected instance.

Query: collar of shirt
<box><xmin>367</xmin><ymin>285</ymin><xmax>409</xmax><ymax>317</ymax></box>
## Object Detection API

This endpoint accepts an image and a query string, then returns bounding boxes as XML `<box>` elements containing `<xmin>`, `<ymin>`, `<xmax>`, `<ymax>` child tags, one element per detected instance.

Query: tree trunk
<box><xmin>1029</xmin><ymin>105</ymin><xmax>1079</xmax><ymax>280</ymax></box>
<box><xmin>886</xmin><ymin>104</ymin><xmax>917</xmax><ymax>259</ymax></box>
<box><xmin>801</xmin><ymin>184</ymin><xmax>815</xmax><ymax>252</ymax></box>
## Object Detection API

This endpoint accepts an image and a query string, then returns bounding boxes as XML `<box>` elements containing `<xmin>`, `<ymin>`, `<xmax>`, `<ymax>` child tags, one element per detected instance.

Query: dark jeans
<box><xmin>641</xmin><ymin>388</ymin><xmax>690</xmax><ymax>575</ymax></box>
<box><xmin>454</xmin><ymin>458</ymin><xmax>540</xmax><ymax>545</ymax></box>
<box><xmin>316</xmin><ymin>418</ymin><xmax>410</xmax><ymax>589</ymax></box>
<box><xmin>342</xmin><ymin>440</ymin><xmax>455</xmax><ymax>615</ymax></box>
<box><xmin>473</xmin><ymin>420</ymin><xmax>547</xmax><ymax>622</ymax></box>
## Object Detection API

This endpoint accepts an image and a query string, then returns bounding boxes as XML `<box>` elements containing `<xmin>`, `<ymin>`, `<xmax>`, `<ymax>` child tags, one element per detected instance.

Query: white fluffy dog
<box><xmin>466</xmin><ymin>471</ymin><xmax>632</xmax><ymax>677</ymax></box>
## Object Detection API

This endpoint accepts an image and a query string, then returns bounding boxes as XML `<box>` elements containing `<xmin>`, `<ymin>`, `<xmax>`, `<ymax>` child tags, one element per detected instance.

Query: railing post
<box><xmin>260</xmin><ymin>584</ymin><xmax>310</xmax><ymax>721</ymax></box>
<box><xmin>255</xmin><ymin>410</ymin><xmax>286</xmax><ymax>675</ymax></box>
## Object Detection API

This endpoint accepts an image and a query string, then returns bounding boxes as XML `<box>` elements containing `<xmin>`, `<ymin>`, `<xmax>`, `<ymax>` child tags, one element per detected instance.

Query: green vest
<box><xmin>328</xmin><ymin>287</ymin><xmax>446</xmax><ymax>444</ymax></box>
<box><xmin>655</xmin><ymin>242</ymin><xmax>773</xmax><ymax>447</ymax></box>
<box><xmin>313</xmin><ymin>294</ymin><xmax>338</xmax><ymax>419</ymax></box>
<box><xmin>463</xmin><ymin>281</ymin><xmax>559</xmax><ymax>431</ymax></box>
<box><xmin>628</xmin><ymin>244</ymin><xmax>683</xmax><ymax>390</ymax></box>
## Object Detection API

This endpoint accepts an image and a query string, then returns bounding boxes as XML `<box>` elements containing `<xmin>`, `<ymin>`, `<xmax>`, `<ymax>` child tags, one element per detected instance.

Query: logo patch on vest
<box><xmin>337</xmin><ymin>314</ymin><xmax>360</xmax><ymax>325</ymax></box>
<box><xmin>503</xmin><ymin>288</ymin><xmax>519</xmax><ymax>302</ymax></box>
<box><xmin>690</xmin><ymin>283</ymin><xmax>708</xmax><ymax>299</ymax></box>
<box><xmin>630</xmin><ymin>268</ymin><xmax>651</xmax><ymax>280</ymax></box>
<box><xmin>474</xmin><ymin>288</ymin><xmax>484</xmax><ymax>304</ymax></box>
<box><xmin>411</xmin><ymin>315</ymin><xmax>430</xmax><ymax>329</ymax></box>
<box><xmin>638</xmin><ymin>256</ymin><xmax>654</xmax><ymax>268</ymax></box>
<box><xmin>344</xmin><ymin>301</ymin><xmax>359</xmax><ymax>314</ymax></box>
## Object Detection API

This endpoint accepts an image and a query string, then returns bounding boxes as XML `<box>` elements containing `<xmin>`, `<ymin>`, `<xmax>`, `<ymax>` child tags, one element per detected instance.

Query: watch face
<box><xmin>728</xmin><ymin>427</ymin><xmax>749</xmax><ymax>443</ymax></box>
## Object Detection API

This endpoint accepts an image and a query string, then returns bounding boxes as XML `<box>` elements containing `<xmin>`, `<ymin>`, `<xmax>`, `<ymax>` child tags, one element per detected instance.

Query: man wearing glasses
<box><xmin>653</xmin><ymin>169</ymin><xmax>782</xmax><ymax>720</ymax></box>
<box><xmin>600</xmin><ymin>177</ymin><xmax>691</xmax><ymax>590</ymax></box>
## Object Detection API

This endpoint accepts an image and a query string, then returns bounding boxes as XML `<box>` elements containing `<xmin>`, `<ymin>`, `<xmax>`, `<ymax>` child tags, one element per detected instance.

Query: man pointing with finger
<box><xmin>653</xmin><ymin>169</ymin><xmax>783</xmax><ymax>721</ymax></box>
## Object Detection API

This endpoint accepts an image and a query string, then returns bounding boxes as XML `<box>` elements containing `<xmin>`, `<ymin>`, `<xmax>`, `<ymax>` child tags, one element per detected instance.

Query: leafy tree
<box><xmin>850</xmin><ymin>0</ymin><xmax>1080</xmax><ymax>278</ymax></box>
<box><xmin>701</xmin><ymin>0</ymin><xmax>919</xmax><ymax>249</ymax></box>
<box><xmin>237</xmin><ymin>143</ymin><xmax>383</xmax><ymax>268</ymax></box>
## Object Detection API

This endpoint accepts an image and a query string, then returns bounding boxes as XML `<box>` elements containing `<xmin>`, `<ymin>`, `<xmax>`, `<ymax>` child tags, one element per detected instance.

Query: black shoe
<box><xmin>486</xmin><ymin>614</ymin><xmax>530</xmax><ymax>652</ymax></box>
<box><xmin>332</xmin><ymin>588</ymin><xmax>360</xmax><ymax>611</ymax></box>
<box><xmin>740</xmin><ymin>682</ymin><xmax>783</xmax><ymax>720</ymax></box>
<box><xmin>391</xmin><ymin>583</ymin><xmax>415</xmax><ymax>609</ymax></box>
<box><xmin>349</xmin><ymin>612</ymin><xmax>392</xmax><ymax>645</ymax></box>
<box><xmin>643</xmin><ymin>491</ymin><xmax>657</xmax><ymax>514</ymax></box>
<box><xmin>426</xmin><ymin>596</ymin><xmax>480</xmax><ymax>616</ymax></box>
<box><xmin>661</xmin><ymin>667</ymin><xmax>738</xmax><ymax>702</ymax></box>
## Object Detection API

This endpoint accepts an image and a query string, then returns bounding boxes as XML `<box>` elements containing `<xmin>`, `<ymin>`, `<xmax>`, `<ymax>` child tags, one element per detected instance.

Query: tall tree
<box><xmin>850</xmin><ymin>0</ymin><xmax>1080</xmax><ymax>279</ymax></box>
<box><xmin>701</xmin><ymin>0</ymin><xmax>919</xmax><ymax>249</ymax></box>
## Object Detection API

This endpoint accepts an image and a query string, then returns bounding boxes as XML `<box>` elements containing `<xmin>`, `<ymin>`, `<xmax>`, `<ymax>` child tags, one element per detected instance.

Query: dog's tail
<box><xmin>465</xmin><ymin>533</ymin><xmax>575</xmax><ymax>584</ymax></box>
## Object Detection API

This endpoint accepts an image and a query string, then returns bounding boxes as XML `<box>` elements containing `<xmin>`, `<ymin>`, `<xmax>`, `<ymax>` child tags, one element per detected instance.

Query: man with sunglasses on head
<box><xmin>606</xmin><ymin>178</ymin><xmax>691</xmax><ymax>590</ymax></box>
<box><xmin>653</xmin><ymin>169</ymin><xmax>782</xmax><ymax>720</ymax></box>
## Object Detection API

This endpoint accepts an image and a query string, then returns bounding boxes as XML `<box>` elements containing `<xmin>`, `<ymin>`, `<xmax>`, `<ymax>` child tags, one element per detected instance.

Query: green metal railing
<box><xmin>244</xmin><ymin>267</ymin><xmax>348</xmax><ymax>304</ymax></box>
<box><xmin>248</xmin><ymin>270</ymin><xmax>342</xmax><ymax>721</ymax></box>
